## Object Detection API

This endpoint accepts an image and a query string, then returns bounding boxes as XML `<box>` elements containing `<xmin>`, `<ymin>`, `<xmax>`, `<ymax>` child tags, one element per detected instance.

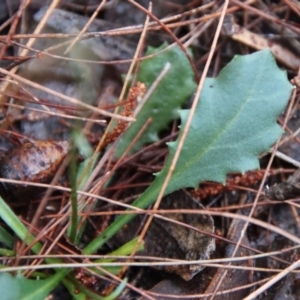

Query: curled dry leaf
<box><xmin>110</xmin><ymin>190</ymin><xmax>215</xmax><ymax>281</ymax></box>
<box><xmin>0</xmin><ymin>140</ymin><xmax>69</xmax><ymax>202</ymax></box>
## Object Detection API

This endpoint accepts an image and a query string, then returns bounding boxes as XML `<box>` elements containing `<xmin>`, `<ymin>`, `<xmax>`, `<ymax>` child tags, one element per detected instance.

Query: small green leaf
<box><xmin>83</xmin><ymin>50</ymin><xmax>293</xmax><ymax>254</ymax></box>
<box><xmin>0</xmin><ymin>248</ymin><xmax>14</xmax><ymax>256</ymax></box>
<box><xmin>72</xmin><ymin>130</ymin><xmax>93</xmax><ymax>159</ymax></box>
<box><xmin>91</xmin><ymin>237</ymin><xmax>144</xmax><ymax>275</ymax></box>
<box><xmin>68</xmin><ymin>130</ymin><xmax>100</xmax><ymax>244</ymax></box>
<box><xmin>0</xmin><ymin>273</ymin><xmax>65</xmax><ymax>300</ymax></box>
<box><xmin>63</xmin><ymin>277</ymin><xmax>127</xmax><ymax>300</ymax></box>
<box><xmin>69</xmin><ymin>135</ymin><xmax>79</xmax><ymax>243</ymax></box>
<box><xmin>0</xmin><ymin>197</ymin><xmax>41</xmax><ymax>254</ymax></box>
<box><xmin>0</xmin><ymin>197</ymin><xmax>69</xmax><ymax>294</ymax></box>
<box><xmin>68</xmin><ymin>153</ymin><xmax>100</xmax><ymax>244</ymax></box>
<box><xmin>115</xmin><ymin>43</ymin><xmax>197</xmax><ymax>156</ymax></box>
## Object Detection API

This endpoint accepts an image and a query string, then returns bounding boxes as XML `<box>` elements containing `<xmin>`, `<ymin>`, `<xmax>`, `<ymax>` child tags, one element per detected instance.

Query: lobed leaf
<box><xmin>84</xmin><ymin>49</ymin><xmax>293</xmax><ymax>254</ymax></box>
<box><xmin>156</xmin><ymin>49</ymin><xmax>294</xmax><ymax>190</ymax></box>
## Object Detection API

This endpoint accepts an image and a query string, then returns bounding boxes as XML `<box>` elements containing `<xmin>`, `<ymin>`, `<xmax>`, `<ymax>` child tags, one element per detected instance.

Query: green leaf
<box><xmin>68</xmin><ymin>130</ymin><xmax>100</xmax><ymax>244</ymax></box>
<box><xmin>0</xmin><ymin>249</ymin><xmax>14</xmax><ymax>256</ymax></box>
<box><xmin>68</xmin><ymin>153</ymin><xmax>100</xmax><ymax>245</ymax></box>
<box><xmin>0</xmin><ymin>226</ymin><xmax>13</xmax><ymax>248</ymax></box>
<box><xmin>91</xmin><ymin>237</ymin><xmax>144</xmax><ymax>275</ymax></box>
<box><xmin>76</xmin><ymin>153</ymin><xmax>100</xmax><ymax>191</ymax></box>
<box><xmin>63</xmin><ymin>277</ymin><xmax>127</xmax><ymax>300</ymax></box>
<box><xmin>62</xmin><ymin>279</ymin><xmax>87</xmax><ymax>300</ymax></box>
<box><xmin>157</xmin><ymin>49</ymin><xmax>293</xmax><ymax>188</ymax></box>
<box><xmin>0</xmin><ymin>192</ymin><xmax>112</xmax><ymax>299</ymax></box>
<box><xmin>72</xmin><ymin>130</ymin><xmax>93</xmax><ymax>159</ymax></box>
<box><xmin>0</xmin><ymin>197</ymin><xmax>41</xmax><ymax>254</ymax></box>
<box><xmin>115</xmin><ymin>42</ymin><xmax>197</xmax><ymax>156</ymax></box>
<box><xmin>0</xmin><ymin>197</ymin><xmax>68</xmax><ymax>293</ymax></box>
<box><xmin>5</xmin><ymin>273</ymin><xmax>119</xmax><ymax>300</ymax></box>
<box><xmin>69</xmin><ymin>135</ymin><xmax>79</xmax><ymax>243</ymax></box>
<box><xmin>84</xmin><ymin>49</ymin><xmax>293</xmax><ymax>254</ymax></box>
<box><xmin>0</xmin><ymin>273</ymin><xmax>65</xmax><ymax>300</ymax></box>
